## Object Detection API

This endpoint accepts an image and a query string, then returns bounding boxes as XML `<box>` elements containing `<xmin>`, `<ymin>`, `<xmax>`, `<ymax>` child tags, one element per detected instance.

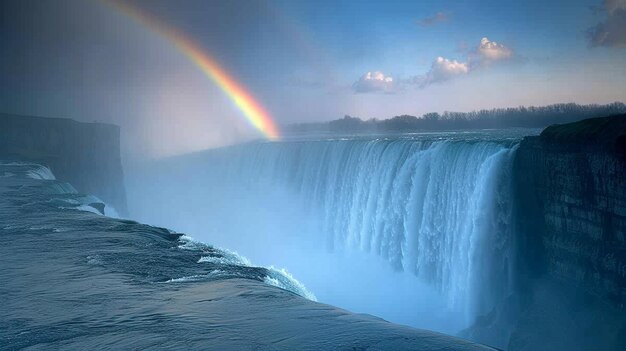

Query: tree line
<box><xmin>286</xmin><ymin>102</ymin><xmax>626</xmax><ymax>133</ymax></box>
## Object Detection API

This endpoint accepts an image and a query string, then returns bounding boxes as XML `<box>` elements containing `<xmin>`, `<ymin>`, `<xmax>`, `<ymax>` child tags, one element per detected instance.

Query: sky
<box><xmin>1</xmin><ymin>0</ymin><xmax>626</xmax><ymax>158</ymax></box>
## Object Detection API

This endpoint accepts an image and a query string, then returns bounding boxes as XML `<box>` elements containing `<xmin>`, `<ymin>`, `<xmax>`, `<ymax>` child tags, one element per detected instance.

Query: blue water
<box><xmin>0</xmin><ymin>161</ymin><xmax>500</xmax><ymax>350</ymax></box>
<box><xmin>128</xmin><ymin>129</ymin><xmax>539</xmax><ymax>333</ymax></box>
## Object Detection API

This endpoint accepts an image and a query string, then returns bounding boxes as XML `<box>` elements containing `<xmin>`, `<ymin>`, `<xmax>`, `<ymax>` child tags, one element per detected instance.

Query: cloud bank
<box><xmin>589</xmin><ymin>0</ymin><xmax>626</xmax><ymax>48</ymax></box>
<box><xmin>354</xmin><ymin>37</ymin><xmax>514</xmax><ymax>92</ymax></box>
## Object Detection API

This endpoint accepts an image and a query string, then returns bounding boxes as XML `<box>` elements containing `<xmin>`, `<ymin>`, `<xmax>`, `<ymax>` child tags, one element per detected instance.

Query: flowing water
<box><xmin>128</xmin><ymin>129</ymin><xmax>539</xmax><ymax>333</ymax></box>
<box><xmin>2</xmin><ymin>162</ymin><xmax>500</xmax><ymax>350</ymax></box>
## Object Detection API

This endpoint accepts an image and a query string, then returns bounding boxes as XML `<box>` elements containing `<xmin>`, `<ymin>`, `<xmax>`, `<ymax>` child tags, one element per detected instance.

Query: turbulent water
<box><xmin>0</xmin><ymin>162</ymin><xmax>314</xmax><ymax>298</ymax></box>
<box><xmin>1</xmin><ymin>162</ymin><xmax>500</xmax><ymax>350</ymax></box>
<box><xmin>129</xmin><ymin>130</ymin><xmax>537</xmax><ymax>331</ymax></box>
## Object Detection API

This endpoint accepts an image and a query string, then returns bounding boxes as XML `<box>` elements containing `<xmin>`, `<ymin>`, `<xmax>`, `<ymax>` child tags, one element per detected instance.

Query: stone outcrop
<box><xmin>515</xmin><ymin>115</ymin><xmax>626</xmax><ymax>304</ymax></box>
<box><xmin>506</xmin><ymin>115</ymin><xmax>626</xmax><ymax>350</ymax></box>
<box><xmin>0</xmin><ymin>113</ymin><xmax>127</xmax><ymax>214</ymax></box>
<box><xmin>465</xmin><ymin>115</ymin><xmax>626</xmax><ymax>351</ymax></box>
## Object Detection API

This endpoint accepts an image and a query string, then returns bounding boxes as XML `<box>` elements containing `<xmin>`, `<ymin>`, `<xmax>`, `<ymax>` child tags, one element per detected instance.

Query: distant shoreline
<box><xmin>284</xmin><ymin>102</ymin><xmax>626</xmax><ymax>134</ymax></box>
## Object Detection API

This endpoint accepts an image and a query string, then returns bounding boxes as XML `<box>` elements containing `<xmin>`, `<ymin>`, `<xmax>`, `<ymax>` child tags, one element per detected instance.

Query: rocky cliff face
<box><xmin>0</xmin><ymin>113</ymin><xmax>127</xmax><ymax>214</ymax></box>
<box><xmin>508</xmin><ymin>115</ymin><xmax>626</xmax><ymax>350</ymax></box>
<box><xmin>515</xmin><ymin>115</ymin><xmax>626</xmax><ymax>304</ymax></box>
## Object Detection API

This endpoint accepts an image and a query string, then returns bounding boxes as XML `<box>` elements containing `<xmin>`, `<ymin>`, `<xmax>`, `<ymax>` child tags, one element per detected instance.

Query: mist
<box><xmin>127</xmin><ymin>154</ymin><xmax>466</xmax><ymax>334</ymax></box>
<box><xmin>4</xmin><ymin>1</ymin><xmax>626</xmax><ymax>168</ymax></box>
<box><xmin>125</xmin><ymin>135</ymin><xmax>523</xmax><ymax>335</ymax></box>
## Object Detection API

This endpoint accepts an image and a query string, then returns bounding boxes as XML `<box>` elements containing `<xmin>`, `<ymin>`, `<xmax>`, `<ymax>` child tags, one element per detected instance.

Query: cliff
<box><xmin>0</xmin><ymin>113</ymin><xmax>127</xmax><ymax>214</ymax></box>
<box><xmin>515</xmin><ymin>114</ymin><xmax>626</xmax><ymax>303</ymax></box>
<box><xmin>506</xmin><ymin>114</ymin><xmax>626</xmax><ymax>350</ymax></box>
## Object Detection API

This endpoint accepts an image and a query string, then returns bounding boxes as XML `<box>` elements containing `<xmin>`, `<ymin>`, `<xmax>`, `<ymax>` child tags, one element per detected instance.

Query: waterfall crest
<box><xmin>130</xmin><ymin>137</ymin><xmax>520</xmax><ymax>324</ymax></box>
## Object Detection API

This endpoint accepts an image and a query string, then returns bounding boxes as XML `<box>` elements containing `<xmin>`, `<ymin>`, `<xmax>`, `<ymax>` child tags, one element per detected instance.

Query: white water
<box><xmin>0</xmin><ymin>162</ymin><xmax>55</xmax><ymax>180</ymax></box>
<box><xmin>128</xmin><ymin>135</ymin><xmax>520</xmax><ymax>333</ymax></box>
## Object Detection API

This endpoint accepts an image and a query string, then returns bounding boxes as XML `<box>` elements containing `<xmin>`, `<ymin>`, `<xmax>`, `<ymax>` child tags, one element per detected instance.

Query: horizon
<box><xmin>2</xmin><ymin>0</ymin><xmax>626</xmax><ymax>158</ymax></box>
<box><xmin>4</xmin><ymin>100</ymin><xmax>626</xmax><ymax>126</ymax></box>
<box><xmin>290</xmin><ymin>101</ymin><xmax>626</xmax><ymax>123</ymax></box>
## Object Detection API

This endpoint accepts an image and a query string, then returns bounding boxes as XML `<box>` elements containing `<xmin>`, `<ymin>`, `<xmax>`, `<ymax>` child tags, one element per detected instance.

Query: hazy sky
<box><xmin>1</xmin><ymin>0</ymin><xmax>626</xmax><ymax>158</ymax></box>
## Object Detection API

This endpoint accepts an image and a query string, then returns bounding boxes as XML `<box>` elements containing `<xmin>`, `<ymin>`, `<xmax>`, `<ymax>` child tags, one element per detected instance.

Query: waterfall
<box><xmin>130</xmin><ymin>137</ymin><xmax>519</xmax><ymax>324</ymax></box>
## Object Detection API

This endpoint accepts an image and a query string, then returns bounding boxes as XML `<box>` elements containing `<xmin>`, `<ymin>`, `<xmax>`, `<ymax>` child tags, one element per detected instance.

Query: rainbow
<box><xmin>104</xmin><ymin>0</ymin><xmax>280</xmax><ymax>140</ymax></box>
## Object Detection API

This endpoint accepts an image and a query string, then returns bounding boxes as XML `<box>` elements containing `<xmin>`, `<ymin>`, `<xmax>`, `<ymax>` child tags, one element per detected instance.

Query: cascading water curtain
<box><xmin>188</xmin><ymin>139</ymin><xmax>518</xmax><ymax>323</ymax></box>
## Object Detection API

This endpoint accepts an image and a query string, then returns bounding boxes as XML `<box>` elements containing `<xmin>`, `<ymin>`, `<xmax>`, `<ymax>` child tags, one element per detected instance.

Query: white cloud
<box><xmin>353</xmin><ymin>37</ymin><xmax>514</xmax><ymax>92</ymax></box>
<box><xmin>352</xmin><ymin>71</ymin><xmax>399</xmax><ymax>93</ymax></box>
<box><xmin>417</xmin><ymin>57</ymin><xmax>469</xmax><ymax>87</ymax></box>
<box><xmin>477</xmin><ymin>37</ymin><xmax>513</xmax><ymax>61</ymax></box>
<box><xmin>416</xmin><ymin>37</ymin><xmax>512</xmax><ymax>88</ymax></box>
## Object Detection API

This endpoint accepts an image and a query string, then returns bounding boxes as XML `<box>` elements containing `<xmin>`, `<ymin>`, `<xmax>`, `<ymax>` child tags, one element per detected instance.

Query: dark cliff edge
<box><xmin>516</xmin><ymin>114</ymin><xmax>626</xmax><ymax>304</ymax></box>
<box><xmin>0</xmin><ymin>113</ymin><xmax>127</xmax><ymax>215</ymax></box>
<box><xmin>470</xmin><ymin>115</ymin><xmax>626</xmax><ymax>350</ymax></box>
